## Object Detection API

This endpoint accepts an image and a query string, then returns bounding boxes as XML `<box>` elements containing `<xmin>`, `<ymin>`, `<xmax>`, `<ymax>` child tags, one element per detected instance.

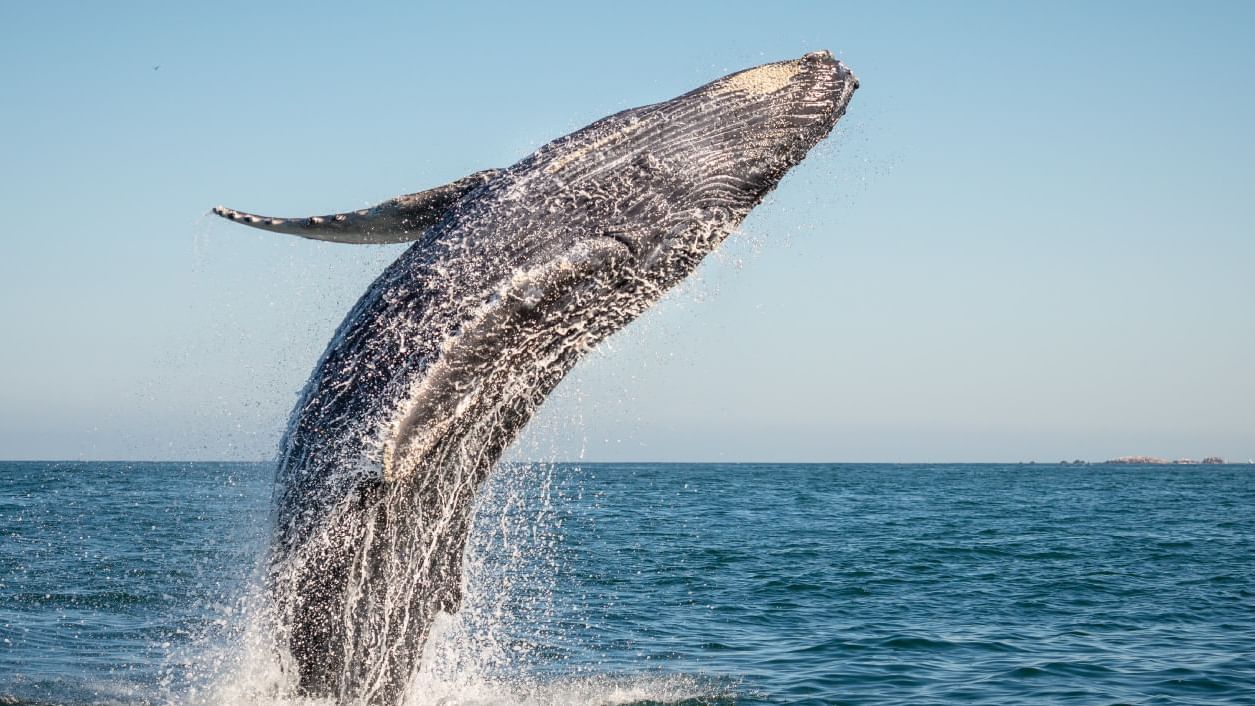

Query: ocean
<box><xmin>1</xmin><ymin>461</ymin><xmax>1252</xmax><ymax>705</ymax></box>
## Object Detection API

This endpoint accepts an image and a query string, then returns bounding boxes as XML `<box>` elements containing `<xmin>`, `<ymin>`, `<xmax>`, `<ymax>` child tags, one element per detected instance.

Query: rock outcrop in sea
<box><xmin>1102</xmin><ymin>456</ymin><xmax>1226</xmax><ymax>465</ymax></box>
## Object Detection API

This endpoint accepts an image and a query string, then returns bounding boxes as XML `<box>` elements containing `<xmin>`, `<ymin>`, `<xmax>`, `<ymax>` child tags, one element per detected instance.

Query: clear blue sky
<box><xmin>1</xmin><ymin>1</ymin><xmax>1252</xmax><ymax>462</ymax></box>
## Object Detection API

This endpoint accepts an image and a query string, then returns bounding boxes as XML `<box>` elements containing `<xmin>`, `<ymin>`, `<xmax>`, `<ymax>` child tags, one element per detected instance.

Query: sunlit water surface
<box><xmin>2</xmin><ymin>462</ymin><xmax>1253</xmax><ymax>705</ymax></box>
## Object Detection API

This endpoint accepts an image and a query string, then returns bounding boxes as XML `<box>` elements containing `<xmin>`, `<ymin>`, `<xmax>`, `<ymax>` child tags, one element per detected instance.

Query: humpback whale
<box><xmin>214</xmin><ymin>50</ymin><xmax>857</xmax><ymax>704</ymax></box>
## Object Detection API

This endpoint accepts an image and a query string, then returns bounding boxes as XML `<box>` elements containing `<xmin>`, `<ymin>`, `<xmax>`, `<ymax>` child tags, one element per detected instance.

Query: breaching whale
<box><xmin>214</xmin><ymin>51</ymin><xmax>857</xmax><ymax>704</ymax></box>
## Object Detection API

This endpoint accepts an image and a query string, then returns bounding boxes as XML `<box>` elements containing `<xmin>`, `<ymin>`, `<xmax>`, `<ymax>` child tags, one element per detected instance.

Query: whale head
<box><xmin>508</xmin><ymin>49</ymin><xmax>859</xmax><ymax>287</ymax></box>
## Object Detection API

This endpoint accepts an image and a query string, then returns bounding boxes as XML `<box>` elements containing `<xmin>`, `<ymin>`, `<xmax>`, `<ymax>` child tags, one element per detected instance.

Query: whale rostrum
<box><xmin>215</xmin><ymin>50</ymin><xmax>857</xmax><ymax>705</ymax></box>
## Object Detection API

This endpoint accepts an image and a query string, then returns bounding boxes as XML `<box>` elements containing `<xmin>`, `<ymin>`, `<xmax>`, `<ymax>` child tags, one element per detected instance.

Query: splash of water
<box><xmin>187</xmin><ymin>462</ymin><xmax>726</xmax><ymax>706</ymax></box>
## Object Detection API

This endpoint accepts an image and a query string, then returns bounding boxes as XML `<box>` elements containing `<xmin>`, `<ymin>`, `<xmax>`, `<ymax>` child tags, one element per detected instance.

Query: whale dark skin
<box><xmin>215</xmin><ymin>51</ymin><xmax>857</xmax><ymax>704</ymax></box>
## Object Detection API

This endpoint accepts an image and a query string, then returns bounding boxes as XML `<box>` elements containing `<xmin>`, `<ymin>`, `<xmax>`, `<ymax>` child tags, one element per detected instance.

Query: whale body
<box><xmin>215</xmin><ymin>51</ymin><xmax>857</xmax><ymax>704</ymax></box>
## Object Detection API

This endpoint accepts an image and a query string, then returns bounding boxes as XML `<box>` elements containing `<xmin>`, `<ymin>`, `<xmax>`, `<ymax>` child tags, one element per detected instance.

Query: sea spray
<box><xmin>190</xmin><ymin>462</ymin><xmax>568</xmax><ymax>706</ymax></box>
<box><xmin>406</xmin><ymin>462</ymin><xmax>566</xmax><ymax>693</ymax></box>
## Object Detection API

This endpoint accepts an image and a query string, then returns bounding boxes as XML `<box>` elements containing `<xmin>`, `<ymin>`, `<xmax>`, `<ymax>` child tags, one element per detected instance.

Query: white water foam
<box><xmin>184</xmin><ymin>462</ymin><xmax>722</xmax><ymax>706</ymax></box>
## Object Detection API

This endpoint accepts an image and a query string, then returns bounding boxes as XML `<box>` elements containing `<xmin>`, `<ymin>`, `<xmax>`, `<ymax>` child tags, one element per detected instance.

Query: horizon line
<box><xmin>2</xmin><ymin>458</ymin><xmax>1252</xmax><ymax>466</ymax></box>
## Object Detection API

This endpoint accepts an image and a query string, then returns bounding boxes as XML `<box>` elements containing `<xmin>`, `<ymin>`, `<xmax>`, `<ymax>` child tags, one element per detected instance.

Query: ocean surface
<box><xmin>1</xmin><ymin>461</ymin><xmax>1252</xmax><ymax>705</ymax></box>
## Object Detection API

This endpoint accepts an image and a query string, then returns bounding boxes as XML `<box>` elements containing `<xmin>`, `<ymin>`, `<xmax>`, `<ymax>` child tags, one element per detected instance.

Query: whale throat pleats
<box><xmin>212</xmin><ymin>168</ymin><xmax>501</xmax><ymax>244</ymax></box>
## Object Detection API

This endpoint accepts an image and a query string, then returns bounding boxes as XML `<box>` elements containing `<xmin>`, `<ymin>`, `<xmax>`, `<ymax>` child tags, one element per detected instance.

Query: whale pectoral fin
<box><xmin>212</xmin><ymin>168</ymin><xmax>501</xmax><ymax>244</ymax></box>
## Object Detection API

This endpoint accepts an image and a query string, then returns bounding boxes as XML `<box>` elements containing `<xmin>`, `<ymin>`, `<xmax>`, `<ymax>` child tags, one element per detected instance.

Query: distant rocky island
<box><xmin>1103</xmin><ymin>456</ymin><xmax>1226</xmax><ymax>465</ymax></box>
<box><xmin>1058</xmin><ymin>456</ymin><xmax>1228</xmax><ymax>466</ymax></box>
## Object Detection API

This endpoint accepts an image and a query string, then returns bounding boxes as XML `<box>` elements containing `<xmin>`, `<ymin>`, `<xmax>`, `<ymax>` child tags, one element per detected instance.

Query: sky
<box><xmin>1</xmin><ymin>1</ymin><xmax>1252</xmax><ymax>463</ymax></box>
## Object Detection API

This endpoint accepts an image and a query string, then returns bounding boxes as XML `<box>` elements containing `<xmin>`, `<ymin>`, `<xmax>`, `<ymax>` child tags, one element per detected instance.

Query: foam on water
<box><xmin>183</xmin><ymin>462</ymin><xmax>723</xmax><ymax>706</ymax></box>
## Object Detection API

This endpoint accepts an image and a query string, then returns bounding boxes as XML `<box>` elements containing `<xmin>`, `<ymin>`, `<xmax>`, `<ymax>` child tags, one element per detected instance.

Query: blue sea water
<box><xmin>1</xmin><ymin>461</ymin><xmax>1253</xmax><ymax>705</ymax></box>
